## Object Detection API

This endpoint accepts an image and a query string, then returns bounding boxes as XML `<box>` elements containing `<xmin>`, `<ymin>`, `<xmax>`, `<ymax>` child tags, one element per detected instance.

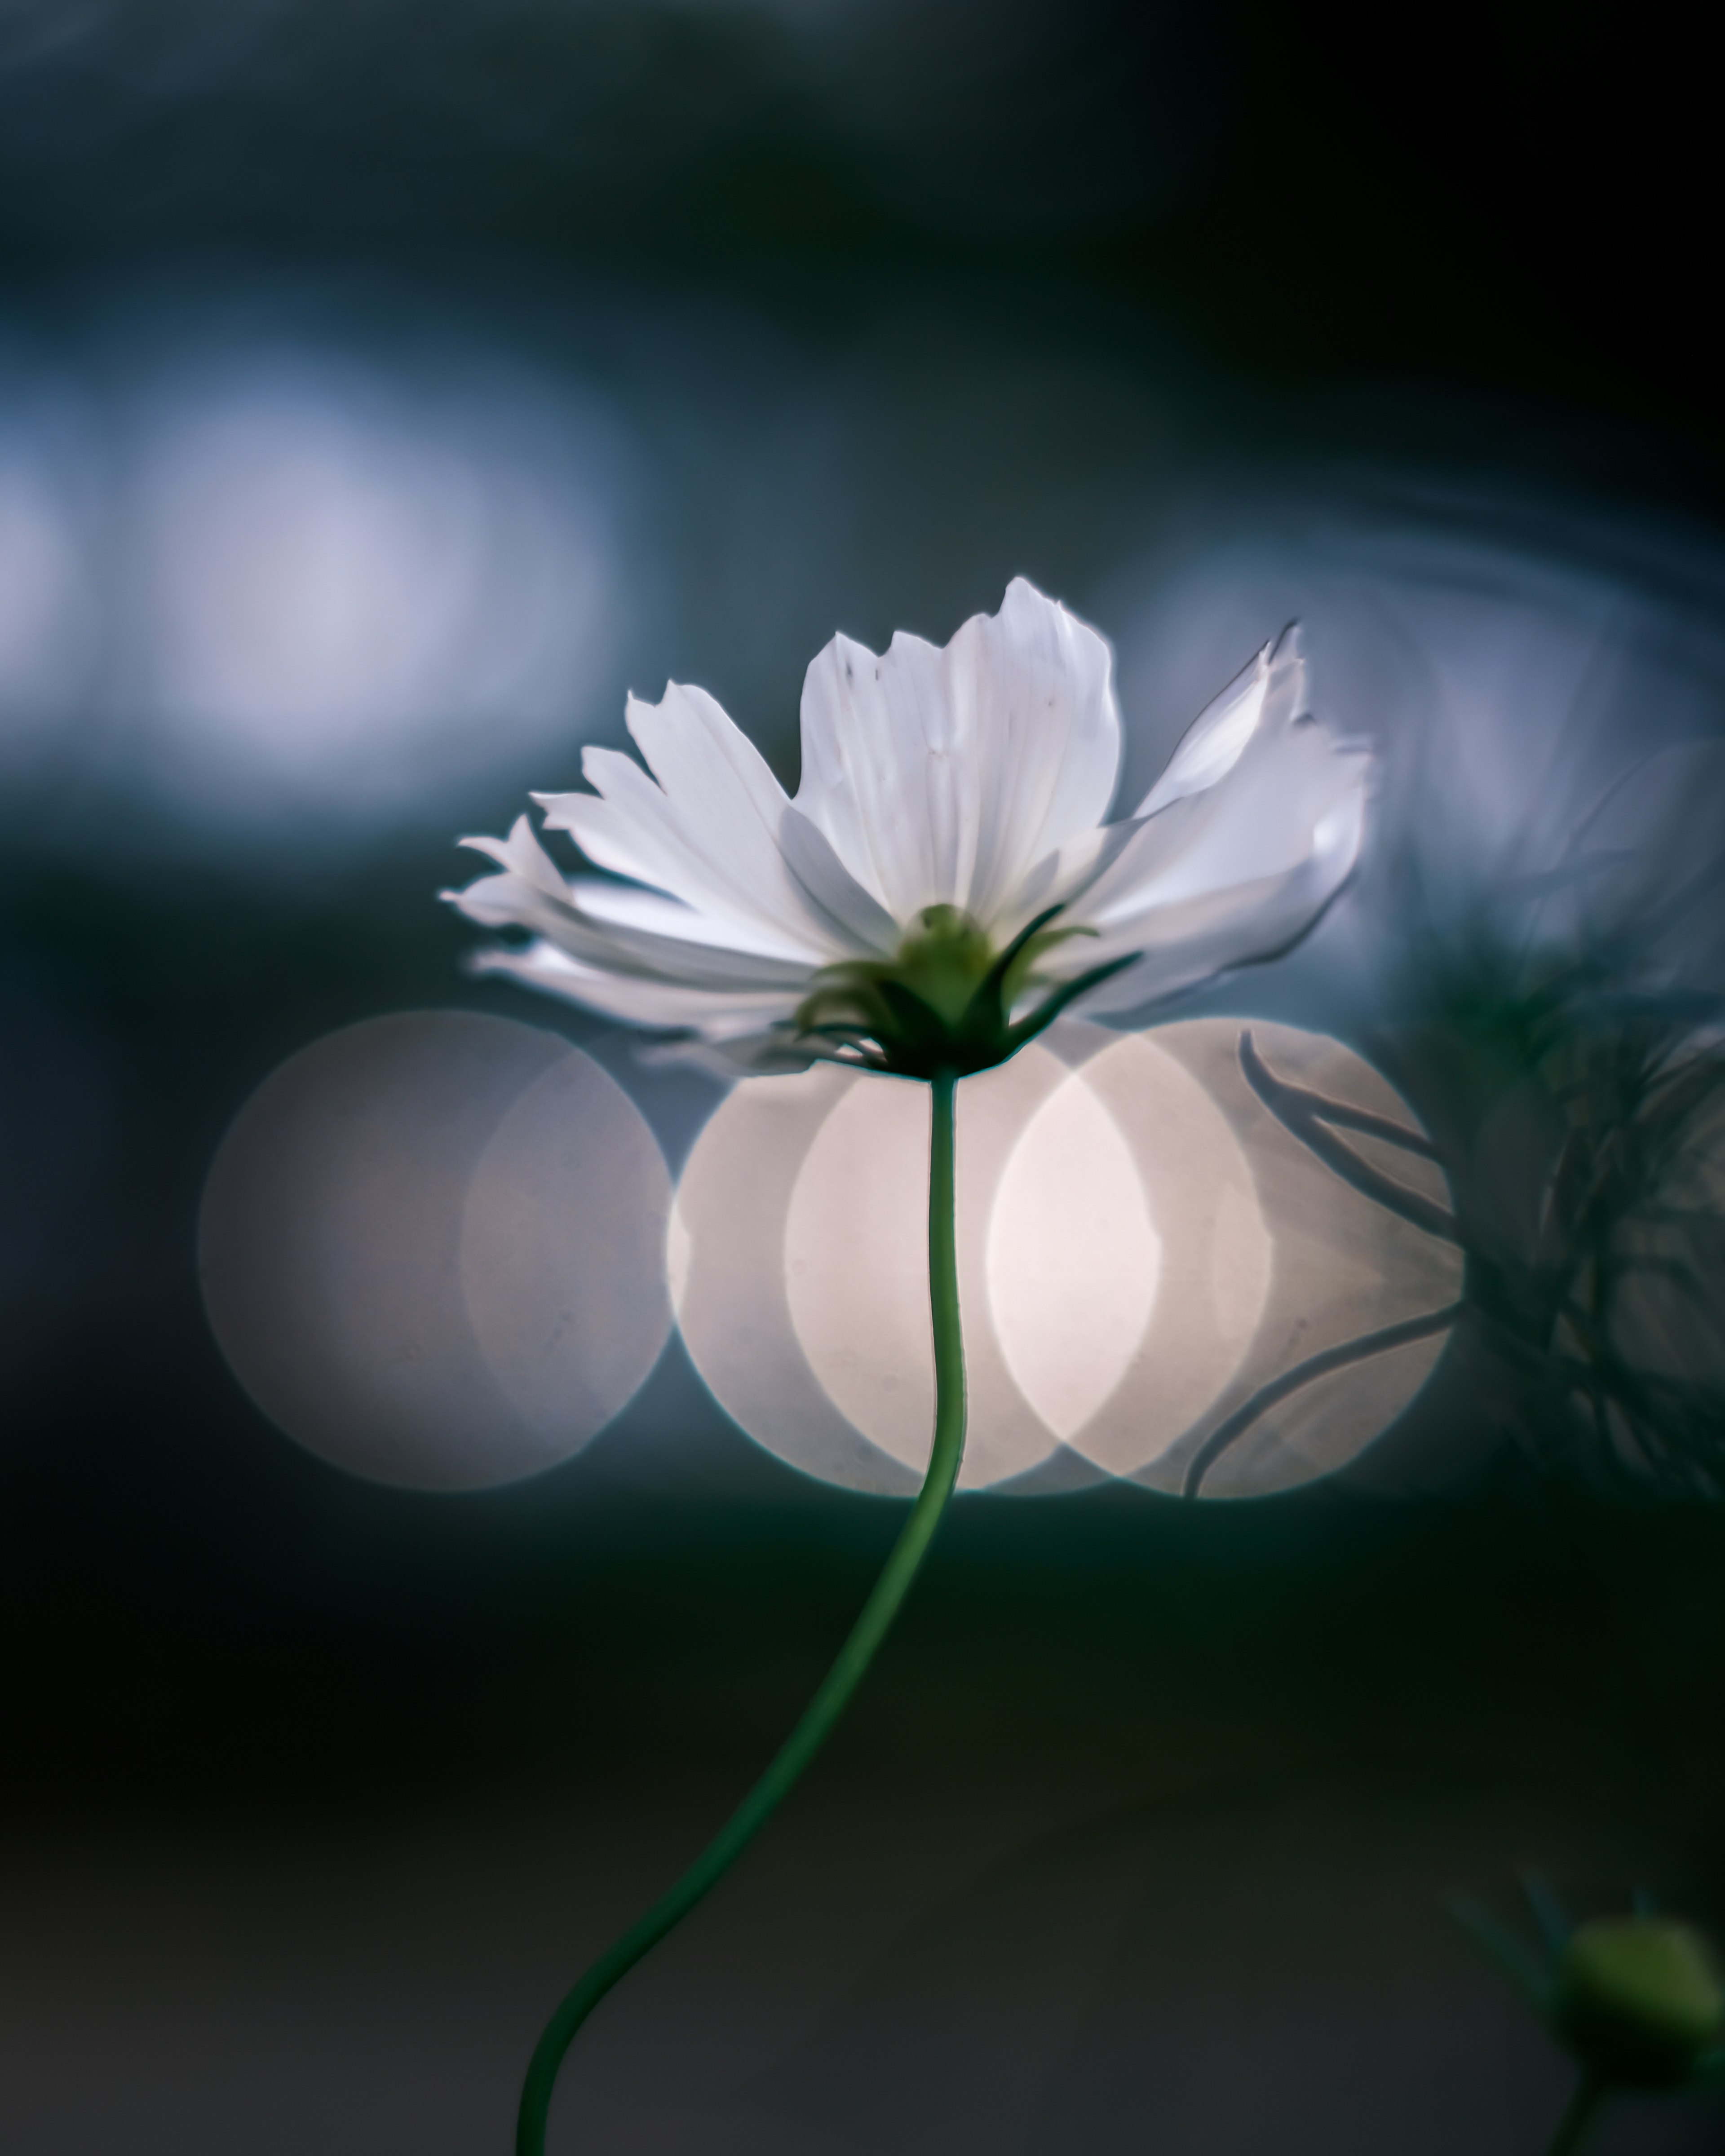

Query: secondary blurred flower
<box><xmin>448</xmin><ymin>578</ymin><xmax>1368</xmax><ymax>1077</ymax></box>
<box><xmin>1556</xmin><ymin>1917</ymin><xmax>1725</xmax><ymax>2086</ymax></box>
<box><xmin>1454</xmin><ymin>1880</ymin><xmax>1725</xmax><ymax>2156</ymax></box>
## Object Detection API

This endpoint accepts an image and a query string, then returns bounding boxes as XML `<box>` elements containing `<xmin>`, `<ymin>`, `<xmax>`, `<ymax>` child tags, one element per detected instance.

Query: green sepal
<box><xmin>1004</xmin><ymin>954</ymin><xmax>1141</xmax><ymax>1053</ymax></box>
<box><xmin>790</xmin><ymin>903</ymin><xmax>1136</xmax><ymax>1080</ymax></box>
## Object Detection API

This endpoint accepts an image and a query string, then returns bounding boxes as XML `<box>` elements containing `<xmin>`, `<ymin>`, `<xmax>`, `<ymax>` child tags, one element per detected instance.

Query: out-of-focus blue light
<box><xmin>1102</xmin><ymin>491</ymin><xmax>1725</xmax><ymax>1006</ymax></box>
<box><xmin>1</xmin><ymin>325</ymin><xmax>638</xmax><ymax>849</ymax></box>
<box><xmin>0</xmin><ymin>409</ymin><xmax>99</xmax><ymax>754</ymax></box>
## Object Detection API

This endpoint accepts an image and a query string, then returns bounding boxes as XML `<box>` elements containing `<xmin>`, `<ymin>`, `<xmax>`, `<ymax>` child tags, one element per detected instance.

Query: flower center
<box><xmin>882</xmin><ymin>905</ymin><xmax>998</xmax><ymax>1025</ymax></box>
<box><xmin>790</xmin><ymin>903</ymin><xmax>1135</xmax><ymax>1080</ymax></box>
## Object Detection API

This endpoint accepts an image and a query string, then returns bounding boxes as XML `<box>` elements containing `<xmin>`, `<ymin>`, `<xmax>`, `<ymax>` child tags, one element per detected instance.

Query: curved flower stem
<box><xmin>1543</xmin><ymin>2071</ymin><xmax>1602</xmax><ymax>2156</ymax></box>
<box><xmin>516</xmin><ymin>1069</ymin><xmax>968</xmax><ymax>2156</ymax></box>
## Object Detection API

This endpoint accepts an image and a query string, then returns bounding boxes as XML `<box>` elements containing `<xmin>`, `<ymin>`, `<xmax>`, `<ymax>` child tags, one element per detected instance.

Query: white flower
<box><xmin>448</xmin><ymin>578</ymin><xmax>1369</xmax><ymax>1076</ymax></box>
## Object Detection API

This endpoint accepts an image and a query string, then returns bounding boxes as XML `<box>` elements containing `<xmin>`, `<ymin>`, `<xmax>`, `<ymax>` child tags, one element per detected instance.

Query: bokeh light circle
<box><xmin>785</xmin><ymin>1045</ymin><xmax>1142</xmax><ymax>1490</ymax></box>
<box><xmin>127</xmin><ymin>355</ymin><xmax>628</xmax><ymax>831</ymax></box>
<box><xmin>674</xmin><ymin>1020</ymin><xmax>1461</xmax><ymax>1500</ymax></box>
<box><xmin>199</xmin><ymin>1012</ymin><xmax>672</xmax><ymax>1489</ymax></box>
<box><xmin>1033</xmin><ymin>1029</ymin><xmax>1274</xmax><ymax>1480</ymax></box>
<box><xmin>670</xmin><ymin>1064</ymin><xmax>917</xmax><ymax>1496</ymax></box>
<box><xmin>1120</xmin><ymin>1018</ymin><xmax>1465</xmax><ymax>1499</ymax></box>
<box><xmin>460</xmin><ymin>1048</ymin><xmax>675</xmax><ymax>1448</ymax></box>
<box><xmin>986</xmin><ymin>1061</ymin><xmax>1162</xmax><ymax>1442</ymax></box>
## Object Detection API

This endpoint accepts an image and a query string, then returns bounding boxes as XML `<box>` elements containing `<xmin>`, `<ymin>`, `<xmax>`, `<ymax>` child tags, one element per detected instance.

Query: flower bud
<box><xmin>1553</xmin><ymin>1917</ymin><xmax>1725</xmax><ymax>2085</ymax></box>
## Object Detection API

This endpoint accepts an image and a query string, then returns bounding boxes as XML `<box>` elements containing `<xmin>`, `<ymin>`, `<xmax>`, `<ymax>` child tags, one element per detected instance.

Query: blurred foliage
<box><xmin>1454</xmin><ymin>1878</ymin><xmax>1725</xmax><ymax>2156</ymax></box>
<box><xmin>1429</xmin><ymin>960</ymin><xmax>1725</xmax><ymax>1495</ymax></box>
<box><xmin>1389</xmin><ymin>746</ymin><xmax>1725</xmax><ymax>1494</ymax></box>
<box><xmin>1208</xmin><ymin>737</ymin><xmax>1725</xmax><ymax>1501</ymax></box>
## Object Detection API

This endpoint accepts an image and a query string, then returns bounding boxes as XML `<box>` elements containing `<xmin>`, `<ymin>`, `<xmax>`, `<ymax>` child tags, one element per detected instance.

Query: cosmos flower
<box><xmin>448</xmin><ymin>578</ymin><xmax>1369</xmax><ymax>1077</ymax></box>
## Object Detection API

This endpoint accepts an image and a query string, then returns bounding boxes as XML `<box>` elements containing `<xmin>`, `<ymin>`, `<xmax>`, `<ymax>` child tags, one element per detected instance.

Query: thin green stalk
<box><xmin>1543</xmin><ymin>2071</ymin><xmax>1602</xmax><ymax>2156</ymax></box>
<box><xmin>517</xmin><ymin>1069</ymin><xmax>969</xmax><ymax>2156</ymax></box>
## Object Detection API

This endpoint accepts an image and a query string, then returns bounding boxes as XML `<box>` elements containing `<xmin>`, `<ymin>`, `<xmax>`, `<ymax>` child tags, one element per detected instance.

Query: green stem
<box><xmin>1543</xmin><ymin>2071</ymin><xmax>1603</xmax><ymax>2156</ymax></box>
<box><xmin>516</xmin><ymin>1069</ymin><xmax>968</xmax><ymax>2156</ymax></box>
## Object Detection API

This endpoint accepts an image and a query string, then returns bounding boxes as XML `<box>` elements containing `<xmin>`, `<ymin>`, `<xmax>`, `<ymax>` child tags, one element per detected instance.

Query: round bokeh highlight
<box><xmin>199</xmin><ymin>1011</ymin><xmax>673</xmax><ymax>1489</ymax></box>
<box><xmin>672</xmin><ymin>1019</ymin><xmax>1461</xmax><ymax>1499</ymax></box>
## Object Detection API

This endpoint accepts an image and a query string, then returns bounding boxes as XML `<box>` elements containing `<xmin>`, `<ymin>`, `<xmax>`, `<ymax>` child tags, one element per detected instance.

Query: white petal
<box><xmin>1134</xmin><ymin>623</ymin><xmax>1303</xmax><ymax>817</ymax></box>
<box><xmin>457</xmin><ymin>813</ymin><xmax>570</xmax><ymax>900</ymax></box>
<box><xmin>1050</xmin><ymin>631</ymin><xmax>1370</xmax><ymax>1015</ymax></box>
<box><xmin>536</xmin><ymin>682</ymin><xmax>864</xmax><ymax>961</ymax></box>
<box><xmin>554</xmin><ymin>741</ymin><xmax>815</xmax><ymax>951</ymax></box>
<box><xmin>1075</xmin><ymin>786</ymin><xmax>1366</xmax><ymax>1014</ymax></box>
<box><xmin>794</xmin><ymin>577</ymin><xmax>1119</xmax><ymax>928</ymax></box>
<box><xmin>985</xmin><ymin>817</ymin><xmax>1145</xmax><ymax>943</ymax></box>
<box><xmin>444</xmin><ymin>858</ymin><xmax>818</xmax><ymax>993</ymax></box>
<box><xmin>1080</xmin><ymin>716</ymin><xmax>1368</xmax><ymax>932</ymax></box>
<box><xmin>538</xmin><ymin>766</ymin><xmax>798</xmax><ymax>956</ymax></box>
<box><xmin>965</xmin><ymin>577</ymin><xmax>1121</xmax><ymax>922</ymax></box>
<box><xmin>469</xmin><ymin>938</ymin><xmax>803</xmax><ymax>1040</ymax></box>
<box><xmin>535</xmin><ymin>683</ymin><xmax>896</xmax><ymax>963</ymax></box>
<box><xmin>570</xmin><ymin>833</ymin><xmax>895</xmax><ymax>963</ymax></box>
<box><xmin>565</xmin><ymin>876</ymin><xmax>811</xmax><ymax>959</ymax></box>
<box><xmin>795</xmin><ymin>624</ymin><xmax>952</xmax><ymax>920</ymax></box>
<box><xmin>778</xmin><ymin>807</ymin><xmax>901</xmax><ymax>953</ymax></box>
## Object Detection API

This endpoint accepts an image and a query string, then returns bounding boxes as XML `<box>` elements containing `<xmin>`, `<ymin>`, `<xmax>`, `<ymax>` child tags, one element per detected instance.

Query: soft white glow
<box><xmin>200</xmin><ymin>1012</ymin><xmax>670</xmax><ymax>1489</ymax></box>
<box><xmin>671</xmin><ymin>1063</ymin><xmax>917</xmax><ymax>1495</ymax></box>
<box><xmin>672</xmin><ymin>1016</ymin><xmax>1459</xmax><ymax>1500</ymax></box>
<box><xmin>0</xmin><ymin>437</ymin><xmax>92</xmax><ymax>742</ymax></box>
<box><xmin>1130</xmin><ymin>1018</ymin><xmax>1465</xmax><ymax>1498</ymax></box>
<box><xmin>460</xmin><ymin>1050</ymin><xmax>674</xmax><ymax>1447</ymax></box>
<box><xmin>785</xmin><ymin>1047</ymin><xmax>1095</xmax><ymax>1489</ymax></box>
<box><xmin>1045</xmin><ymin>1028</ymin><xmax>1274</xmax><ymax>1476</ymax></box>
<box><xmin>1106</xmin><ymin>505</ymin><xmax>1725</xmax><ymax>994</ymax></box>
<box><xmin>986</xmin><ymin>1067</ymin><xmax>1159</xmax><ymax>1440</ymax></box>
<box><xmin>679</xmin><ymin>1038</ymin><xmax>1274</xmax><ymax>1492</ymax></box>
<box><xmin>126</xmin><ymin>353</ymin><xmax>629</xmax><ymax>829</ymax></box>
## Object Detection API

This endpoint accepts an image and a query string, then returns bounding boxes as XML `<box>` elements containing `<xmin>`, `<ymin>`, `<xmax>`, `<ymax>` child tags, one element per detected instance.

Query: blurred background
<box><xmin>6</xmin><ymin>3</ymin><xmax>1725</xmax><ymax>2150</ymax></box>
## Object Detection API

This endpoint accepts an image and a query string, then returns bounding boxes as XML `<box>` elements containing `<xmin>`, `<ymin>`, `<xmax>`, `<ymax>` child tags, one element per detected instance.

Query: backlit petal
<box><xmin>1075</xmin><ymin>786</ymin><xmax>1366</xmax><ymax>1013</ymax></box>
<box><xmin>451</xmin><ymin>588</ymin><xmax>1369</xmax><ymax>1068</ymax></box>
<box><xmin>469</xmin><ymin>937</ymin><xmax>804</xmax><ymax>1041</ymax></box>
<box><xmin>1079</xmin><ymin>712</ymin><xmax>1368</xmax><ymax>931</ymax></box>
<box><xmin>1134</xmin><ymin>623</ymin><xmax>1301</xmax><ymax>817</ymax></box>
<box><xmin>795</xmin><ymin>578</ymin><xmax>1119</xmax><ymax>928</ymax></box>
<box><xmin>537</xmin><ymin>682</ymin><xmax>863</xmax><ymax>962</ymax></box>
<box><xmin>445</xmin><ymin>853</ymin><xmax>818</xmax><ymax>993</ymax></box>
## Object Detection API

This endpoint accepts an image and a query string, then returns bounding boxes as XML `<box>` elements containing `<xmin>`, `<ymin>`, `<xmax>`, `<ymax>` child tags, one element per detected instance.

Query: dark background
<box><xmin>4</xmin><ymin>4</ymin><xmax>1725</xmax><ymax>2150</ymax></box>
